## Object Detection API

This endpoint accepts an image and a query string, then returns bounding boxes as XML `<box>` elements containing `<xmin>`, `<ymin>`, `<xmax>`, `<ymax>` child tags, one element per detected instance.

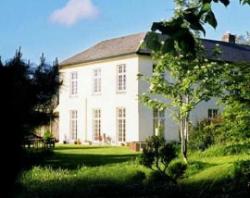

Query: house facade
<box><xmin>58</xmin><ymin>32</ymin><xmax>250</xmax><ymax>144</ymax></box>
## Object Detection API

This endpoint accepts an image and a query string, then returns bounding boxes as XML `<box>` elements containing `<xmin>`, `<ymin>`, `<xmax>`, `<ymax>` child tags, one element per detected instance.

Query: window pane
<box><xmin>117</xmin><ymin>108</ymin><xmax>126</xmax><ymax>142</ymax></box>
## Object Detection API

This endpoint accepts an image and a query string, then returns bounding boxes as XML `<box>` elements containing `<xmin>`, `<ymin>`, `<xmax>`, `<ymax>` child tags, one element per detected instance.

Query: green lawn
<box><xmin>15</xmin><ymin>144</ymin><xmax>250</xmax><ymax>198</ymax></box>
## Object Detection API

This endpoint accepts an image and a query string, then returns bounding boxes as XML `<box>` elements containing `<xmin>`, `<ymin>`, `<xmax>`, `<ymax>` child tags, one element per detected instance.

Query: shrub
<box><xmin>167</xmin><ymin>160</ymin><xmax>187</xmax><ymax>180</ymax></box>
<box><xmin>43</xmin><ymin>131</ymin><xmax>53</xmax><ymax>142</ymax></box>
<box><xmin>139</xmin><ymin>135</ymin><xmax>178</xmax><ymax>176</ymax></box>
<box><xmin>189</xmin><ymin>117</ymin><xmax>223</xmax><ymax>151</ymax></box>
<box><xmin>74</xmin><ymin>139</ymin><xmax>81</xmax><ymax>145</ymax></box>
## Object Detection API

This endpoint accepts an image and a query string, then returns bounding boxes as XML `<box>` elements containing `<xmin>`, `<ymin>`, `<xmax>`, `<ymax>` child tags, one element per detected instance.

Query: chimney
<box><xmin>222</xmin><ymin>32</ymin><xmax>236</xmax><ymax>43</ymax></box>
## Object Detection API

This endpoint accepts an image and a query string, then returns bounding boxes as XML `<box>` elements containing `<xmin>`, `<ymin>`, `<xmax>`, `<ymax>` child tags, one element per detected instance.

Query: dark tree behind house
<box><xmin>0</xmin><ymin>50</ymin><xmax>61</xmax><ymax>196</ymax></box>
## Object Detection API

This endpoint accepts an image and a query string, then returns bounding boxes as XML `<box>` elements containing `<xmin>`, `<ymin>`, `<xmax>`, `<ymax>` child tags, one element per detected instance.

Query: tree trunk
<box><xmin>180</xmin><ymin>95</ymin><xmax>190</xmax><ymax>164</ymax></box>
<box><xmin>49</xmin><ymin>114</ymin><xmax>52</xmax><ymax>134</ymax></box>
<box><xmin>182</xmin><ymin>113</ymin><xmax>189</xmax><ymax>163</ymax></box>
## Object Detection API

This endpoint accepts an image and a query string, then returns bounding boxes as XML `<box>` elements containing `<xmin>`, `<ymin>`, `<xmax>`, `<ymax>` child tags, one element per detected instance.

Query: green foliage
<box><xmin>0</xmin><ymin>50</ymin><xmax>60</xmax><ymax>195</ymax></box>
<box><xmin>189</xmin><ymin>117</ymin><xmax>224</xmax><ymax>151</ymax></box>
<box><xmin>140</xmin><ymin>135</ymin><xmax>178</xmax><ymax>174</ymax></box>
<box><xmin>236</xmin><ymin>31</ymin><xmax>250</xmax><ymax>45</ymax></box>
<box><xmin>194</xmin><ymin>142</ymin><xmax>250</xmax><ymax>157</ymax></box>
<box><xmin>43</xmin><ymin>131</ymin><xmax>53</xmax><ymax>141</ymax></box>
<box><xmin>219</xmin><ymin>63</ymin><xmax>250</xmax><ymax>143</ymax></box>
<box><xmin>167</xmin><ymin>160</ymin><xmax>187</xmax><ymax>180</ymax></box>
<box><xmin>155</xmin><ymin>0</ymin><xmax>250</xmax><ymax>56</ymax></box>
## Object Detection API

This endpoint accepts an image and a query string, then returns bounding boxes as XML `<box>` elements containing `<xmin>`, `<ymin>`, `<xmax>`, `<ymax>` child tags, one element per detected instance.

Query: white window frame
<box><xmin>70</xmin><ymin>72</ymin><xmax>78</xmax><ymax>96</ymax></box>
<box><xmin>93</xmin><ymin>109</ymin><xmax>101</xmax><ymax>141</ymax></box>
<box><xmin>70</xmin><ymin>110</ymin><xmax>78</xmax><ymax>140</ymax></box>
<box><xmin>116</xmin><ymin>64</ymin><xmax>126</xmax><ymax>93</ymax></box>
<box><xmin>117</xmin><ymin>107</ymin><xmax>126</xmax><ymax>142</ymax></box>
<box><xmin>208</xmin><ymin>109</ymin><xmax>218</xmax><ymax>119</ymax></box>
<box><xmin>153</xmin><ymin>108</ymin><xmax>165</xmax><ymax>136</ymax></box>
<box><xmin>93</xmin><ymin>68</ymin><xmax>101</xmax><ymax>94</ymax></box>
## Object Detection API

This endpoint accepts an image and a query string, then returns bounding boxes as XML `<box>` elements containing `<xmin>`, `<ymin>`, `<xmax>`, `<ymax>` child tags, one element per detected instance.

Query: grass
<box><xmin>181</xmin><ymin>144</ymin><xmax>250</xmax><ymax>198</ymax></box>
<box><xmin>16</xmin><ymin>145</ymin><xmax>176</xmax><ymax>198</ymax></box>
<box><xmin>14</xmin><ymin>143</ymin><xmax>250</xmax><ymax>198</ymax></box>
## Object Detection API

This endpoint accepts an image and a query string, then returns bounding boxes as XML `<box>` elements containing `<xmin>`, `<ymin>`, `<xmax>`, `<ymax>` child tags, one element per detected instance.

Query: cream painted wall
<box><xmin>59</xmin><ymin>55</ymin><xmax>139</xmax><ymax>144</ymax></box>
<box><xmin>58</xmin><ymin>54</ymin><xmax>221</xmax><ymax>144</ymax></box>
<box><xmin>137</xmin><ymin>55</ymin><xmax>221</xmax><ymax>142</ymax></box>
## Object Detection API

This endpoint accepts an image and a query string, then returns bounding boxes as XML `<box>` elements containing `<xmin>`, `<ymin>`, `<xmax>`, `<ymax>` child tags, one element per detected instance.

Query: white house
<box><xmin>58</xmin><ymin>32</ymin><xmax>250</xmax><ymax>144</ymax></box>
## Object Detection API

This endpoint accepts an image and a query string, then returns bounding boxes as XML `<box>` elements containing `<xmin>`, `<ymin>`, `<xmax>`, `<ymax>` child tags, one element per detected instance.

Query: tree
<box><xmin>140</xmin><ymin>0</ymin><xmax>250</xmax><ymax>162</ymax></box>
<box><xmin>220</xmin><ymin>63</ymin><xmax>250</xmax><ymax>142</ymax></box>
<box><xmin>0</xmin><ymin>50</ymin><xmax>61</xmax><ymax>196</ymax></box>
<box><xmin>152</xmin><ymin>0</ymin><xmax>250</xmax><ymax>57</ymax></box>
<box><xmin>140</xmin><ymin>40</ymin><xmax>225</xmax><ymax>162</ymax></box>
<box><xmin>236</xmin><ymin>32</ymin><xmax>250</xmax><ymax>45</ymax></box>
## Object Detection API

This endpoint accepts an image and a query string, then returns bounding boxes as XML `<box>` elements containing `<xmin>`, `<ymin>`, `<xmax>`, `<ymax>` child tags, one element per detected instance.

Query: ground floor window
<box><xmin>70</xmin><ymin>110</ymin><xmax>78</xmax><ymax>140</ymax></box>
<box><xmin>93</xmin><ymin>109</ymin><xmax>101</xmax><ymax>141</ymax></box>
<box><xmin>153</xmin><ymin>108</ymin><xmax>165</xmax><ymax>136</ymax></box>
<box><xmin>117</xmin><ymin>107</ymin><xmax>126</xmax><ymax>142</ymax></box>
<box><xmin>208</xmin><ymin>109</ymin><xmax>218</xmax><ymax>119</ymax></box>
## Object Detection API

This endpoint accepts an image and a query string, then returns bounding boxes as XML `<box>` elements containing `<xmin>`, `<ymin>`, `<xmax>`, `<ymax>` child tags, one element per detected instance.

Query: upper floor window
<box><xmin>208</xmin><ymin>109</ymin><xmax>218</xmax><ymax>119</ymax></box>
<box><xmin>153</xmin><ymin>108</ymin><xmax>165</xmax><ymax>136</ymax></box>
<box><xmin>117</xmin><ymin>64</ymin><xmax>126</xmax><ymax>92</ymax></box>
<box><xmin>70</xmin><ymin>72</ymin><xmax>78</xmax><ymax>96</ymax></box>
<box><xmin>93</xmin><ymin>69</ymin><xmax>101</xmax><ymax>94</ymax></box>
<box><xmin>153</xmin><ymin>64</ymin><xmax>165</xmax><ymax>79</ymax></box>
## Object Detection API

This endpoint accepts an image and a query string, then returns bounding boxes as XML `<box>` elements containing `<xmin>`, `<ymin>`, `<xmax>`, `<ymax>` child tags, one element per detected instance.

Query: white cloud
<box><xmin>50</xmin><ymin>0</ymin><xmax>99</xmax><ymax>26</ymax></box>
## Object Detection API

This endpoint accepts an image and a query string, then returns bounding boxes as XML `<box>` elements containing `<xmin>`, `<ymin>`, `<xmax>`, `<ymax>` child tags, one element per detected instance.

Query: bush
<box><xmin>139</xmin><ymin>135</ymin><xmax>178</xmax><ymax>176</ymax></box>
<box><xmin>167</xmin><ymin>160</ymin><xmax>187</xmax><ymax>180</ymax></box>
<box><xmin>43</xmin><ymin>131</ymin><xmax>53</xmax><ymax>142</ymax></box>
<box><xmin>189</xmin><ymin>117</ymin><xmax>223</xmax><ymax>151</ymax></box>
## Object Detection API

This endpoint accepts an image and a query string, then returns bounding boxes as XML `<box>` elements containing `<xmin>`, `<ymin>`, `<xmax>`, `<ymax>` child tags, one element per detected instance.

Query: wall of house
<box><xmin>59</xmin><ymin>54</ymin><xmax>140</xmax><ymax>144</ymax></box>
<box><xmin>138</xmin><ymin>55</ymin><xmax>222</xmax><ymax>142</ymax></box>
<box><xmin>138</xmin><ymin>55</ymin><xmax>179</xmax><ymax>141</ymax></box>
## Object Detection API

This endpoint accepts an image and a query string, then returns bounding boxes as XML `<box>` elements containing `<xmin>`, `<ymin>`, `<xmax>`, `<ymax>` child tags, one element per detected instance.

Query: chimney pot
<box><xmin>222</xmin><ymin>32</ymin><xmax>236</xmax><ymax>43</ymax></box>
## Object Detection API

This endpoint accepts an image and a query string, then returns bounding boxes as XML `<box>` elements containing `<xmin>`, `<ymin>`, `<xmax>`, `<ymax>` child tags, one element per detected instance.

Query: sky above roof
<box><xmin>0</xmin><ymin>0</ymin><xmax>249</xmax><ymax>64</ymax></box>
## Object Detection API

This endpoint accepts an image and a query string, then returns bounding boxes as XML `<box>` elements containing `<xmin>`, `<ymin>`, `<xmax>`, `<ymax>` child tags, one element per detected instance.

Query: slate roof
<box><xmin>60</xmin><ymin>33</ymin><xmax>147</xmax><ymax>66</ymax></box>
<box><xmin>202</xmin><ymin>39</ymin><xmax>250</xmax><ymax>62</ymax></box>
<box><xmin>60</xmin><ymin>32</ymin><xmax>250</xmax><ymax>66</ymax></box>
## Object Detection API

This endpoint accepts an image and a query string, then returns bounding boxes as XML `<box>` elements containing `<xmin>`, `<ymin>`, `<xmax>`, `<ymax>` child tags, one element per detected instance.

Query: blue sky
<box><xmin>0</xmin><ymin>0</ymin><xmax>249</xmax><ymax>64</ymax></box>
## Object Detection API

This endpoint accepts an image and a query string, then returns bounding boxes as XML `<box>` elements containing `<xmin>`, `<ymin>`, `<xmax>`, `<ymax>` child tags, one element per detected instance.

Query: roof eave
<box><xmin>59</xmin><ymin>52</ymin><xmax>138</xmax><ymax>69</ymax></box>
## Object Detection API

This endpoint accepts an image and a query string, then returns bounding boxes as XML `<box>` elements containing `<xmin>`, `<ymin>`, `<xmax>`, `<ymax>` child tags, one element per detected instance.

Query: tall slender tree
<box><xmin>140</xmin><ymin>0</ymin><xmax>250</xmax><ymax>162</ymax></box>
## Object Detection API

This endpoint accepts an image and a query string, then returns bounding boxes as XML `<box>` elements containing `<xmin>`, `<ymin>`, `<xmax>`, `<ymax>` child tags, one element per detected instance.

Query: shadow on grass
<box><xmin>54</xmin><ymin>146</ymin><xmax>112</xmax><ymax>150</ymax></box>
<box><xmin>15</xmin><ymin>171</ymin><xmax>183</xmax><ymax>198</ymax></box>
<box><xmin>185</xmin><ymin>161</ymin><xmax>216</xmax><ymax>177</ymax></box>
<box><xmin>40</xmin><ymin>153</ymin><xmax>139</xmax><ymax>169</ymax></box>
<box><xmin>181</xmin><ymin>159</ymin><xmax>250</xmax><ymax>198</ymax></box>
<box><xmin>23</xmin><ymin>146</ymin><xmax>140</xmax><ymax>170</ymax></box>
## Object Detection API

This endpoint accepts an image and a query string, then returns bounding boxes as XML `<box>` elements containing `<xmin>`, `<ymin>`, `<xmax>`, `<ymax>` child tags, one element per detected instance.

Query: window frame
<box><xmin>93</xmin><ymin>109</ymin><xmax>101</xmax><ymax>141</ymax></box>
<box><xmin>70</xmin><ymin>110</ymin><xmax>78</xmax><ymax>140</ymax></box>
<box><xmin>70</xmin><ymin>72</ymin><xmax>78</xmax><ymax>96</ymax></box>
<box><xmin>153</xmin><ymin>108</ymin><xmax>165</xmax><ymax>135</ymax></box>
<box><xmin>208</xmin><ymin>109</ymin><xmax>218</xmax><ymax>119</ymax></box>
<box><xmin>116</xmin><ymin>64</ymin><xmax>127</xmax><ymax>93</ymax></box>
<box><xmin>93</xmin><ymin>68</ymin><xmax>102</xmax><ymax>95</ymax></box>
<box><xmin>117</xmin><ymin>107</ymin><xmax>126</xmax><ymax>143</ymax></box>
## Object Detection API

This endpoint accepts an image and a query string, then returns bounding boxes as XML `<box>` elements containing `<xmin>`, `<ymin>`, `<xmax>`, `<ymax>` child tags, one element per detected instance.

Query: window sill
<box><xmin>92</xmin><ymin>92</ymin><xmax>102</xmax><ymax>96</ymax></box>
<box><xmin>116</xmin><ymin>90</ymin><xmax>127</xmax><ymax>94</ymax></box>
<box><xmin>69</xmin><ymin>95</ymin><xmax>78</xmax><ymax>98</ymax></box>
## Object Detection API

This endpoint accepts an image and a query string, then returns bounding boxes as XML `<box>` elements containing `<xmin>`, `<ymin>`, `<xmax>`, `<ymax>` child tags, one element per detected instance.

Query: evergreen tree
<box><xmin>0</xmin><ymin>50</ymin><xmax>61</xmax><ymax>196</ymax></box>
